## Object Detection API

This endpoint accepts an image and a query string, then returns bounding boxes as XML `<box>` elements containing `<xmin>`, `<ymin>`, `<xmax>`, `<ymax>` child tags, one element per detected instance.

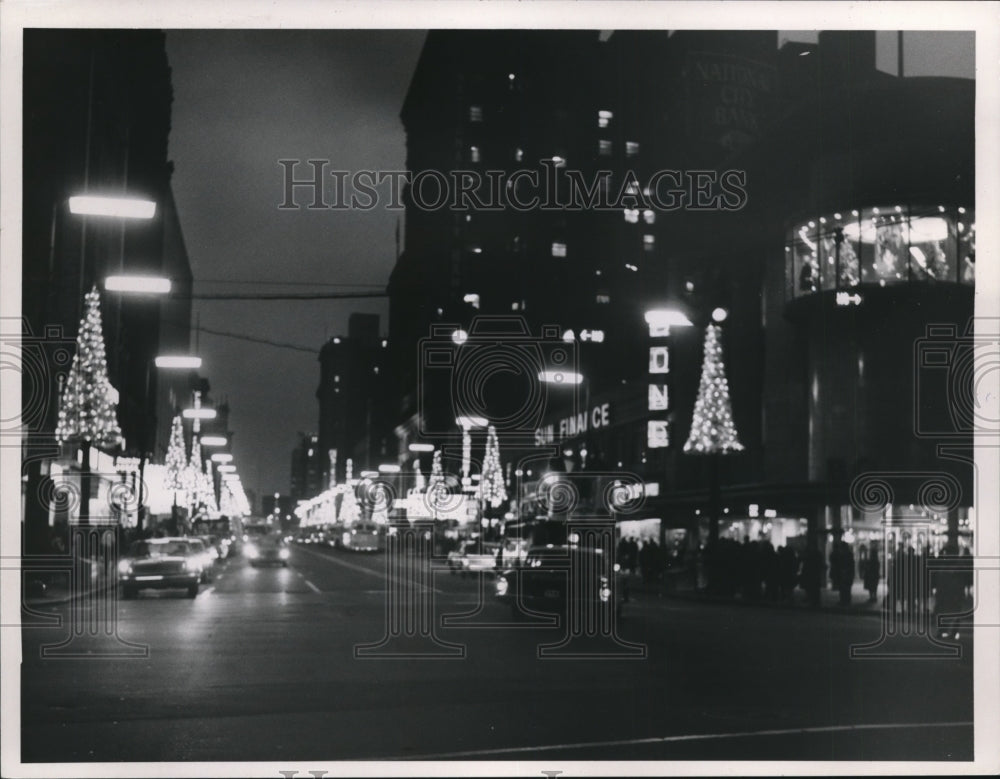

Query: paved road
<box><xmin>20</xmin><ymin>542</ymin><xmax>973</xmax><ymax>763</ymax></box>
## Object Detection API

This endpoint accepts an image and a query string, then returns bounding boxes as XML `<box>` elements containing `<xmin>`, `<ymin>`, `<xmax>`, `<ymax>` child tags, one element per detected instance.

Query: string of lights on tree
<box><xmin>164</xmin><ymin>414</ymin><xmax>187</xmax><ymax>501</ymax></box>
<box><xmin>478</xmin><ymin>425</ymin><xmax>507</xmax><ymax>509</ymax></box>
<box><xmin>683</xmin><ymin>323</ymin><xmax>745</xmax><ymax>455</ymax></box>
<box><xmin>55</xmin><ymin>286</ymin><xmax>122</xmax><ymax>447</ymax></box>
<box><xmin>184</xmin><ymin>434</ymin><xmax>205</xmax><ymax>512</ymax></box>
<box><xmin>339</xmin><ymin>458</ymin><xmax>360</xmax><ymax>524</ymax></box>
<box><xmin>201</xmin><ymin>459</ymin><xmax>218</xmax><ymax>514</ymax></box>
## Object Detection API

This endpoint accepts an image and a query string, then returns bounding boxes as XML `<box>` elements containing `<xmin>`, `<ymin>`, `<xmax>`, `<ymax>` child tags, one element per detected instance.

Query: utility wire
<box><xmin>189</xmin><ymin>291</ymin><xmax>388</xmax><ymax>300</ymax></box>
<box><xmin>193</xmin><ymin>324</ymin><xmax>320</xmax><ymax>353</ymax></box>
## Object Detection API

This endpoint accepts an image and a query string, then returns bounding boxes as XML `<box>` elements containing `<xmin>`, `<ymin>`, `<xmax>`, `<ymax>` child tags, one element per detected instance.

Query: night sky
<box><xmin>166</xmin><ymin>30</ymin><xmax>426</xmax><ymax>502</ymax></box>
<box><xmin>163</xmin><ymin>28</ymin><xmax>973</xmax><ymax>505</ymax></box>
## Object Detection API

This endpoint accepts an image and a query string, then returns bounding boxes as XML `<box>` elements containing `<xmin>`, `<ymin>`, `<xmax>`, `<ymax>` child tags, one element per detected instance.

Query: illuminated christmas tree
<box><xmin>201</xmin><ymin>459</ymin><xmax>218</xmax><ymax>514</ymax></box>
<box><xmin>339</xmin><ymin>482</ymin><xmax>360</xmax><ymax>525</ymax></box>
<box><xmin>219</xmin><ymin>482</ymin><xmax>236</xmax><ymax>517</ymax></box>
<box><xmin>683</xmin><ymin>324</ymin><xmax>744</xmax><ymax>455</ymax></box>
<box><xmin>479</xmin><ymin>425</ymin><xmax>507</xmax><ymax>509</ymax></box>
<box><xmin>164</xmin><ymin>415</ymin><xmax>187</xmax><ymax>497</ymax></box>
<box><xmin>55</xmin><ymin>286</ymin><xmax>121</xmax><ymax>448</ymax></box>
<box><xmin>185</xmin><ymin>435</ymin><xmax>204</xmax><ymax>512</ymax></box>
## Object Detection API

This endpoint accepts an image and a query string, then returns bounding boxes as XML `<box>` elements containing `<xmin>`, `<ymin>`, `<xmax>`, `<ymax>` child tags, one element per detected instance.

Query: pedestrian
<box><xmin>776</xmin><ymin>545</ymin><xmax>798</xmax><ymax>602</ymax></box>
<box><xmin>760</xmin><ymin>537</ymin><xmax>778</xmax><ymax>600</ymax></box>
<box><xmin>863</xmin><ymin>543</ymin><xmax>881</xmax><ymax>603</ymax></box>
<box><xmin>799</xmin><ymin>545</ymin><xmax>824</xmax><ymax>607</ymax></box>
<box><xmin>829</xmin><ymin>531</ymin><xmax>855</xmax><ymax>606</ymax></box>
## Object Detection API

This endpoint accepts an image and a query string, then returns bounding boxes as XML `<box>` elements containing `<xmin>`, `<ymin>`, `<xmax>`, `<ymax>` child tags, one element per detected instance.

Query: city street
<box><xmin>21</xmin><ymin>545</ymin><xmax>973</xmax><ymax>763</ymax></box>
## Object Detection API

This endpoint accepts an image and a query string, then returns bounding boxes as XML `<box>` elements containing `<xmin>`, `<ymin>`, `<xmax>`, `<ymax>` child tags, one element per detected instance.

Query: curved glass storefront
<box><xmin>785</xmin><ymin>206</ymin><xmax>975</xmax><ymax>300</ymax></box>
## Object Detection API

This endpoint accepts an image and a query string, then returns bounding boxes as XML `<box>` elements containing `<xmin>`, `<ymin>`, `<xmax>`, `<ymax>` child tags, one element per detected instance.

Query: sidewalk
<box><xmin>21</xmin><ymin>556</ymin><xmax>114</xmax><ymax>609</ymax></box>
<box><xmin>625</xmin><ymin>573</ymin><xmax>908</xmax><ymax>618</ymax></box>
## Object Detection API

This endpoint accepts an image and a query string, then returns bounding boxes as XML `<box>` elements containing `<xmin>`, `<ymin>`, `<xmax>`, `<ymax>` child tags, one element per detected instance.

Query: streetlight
<box><xmin>200</xmin><ymin>435</ymin><xmax>228</xmax><ymax>447</ymax></box>
<box><xmin>154</xmin><ymin>355</ymin><xmax>202</xmax><ymax>369</ymax></box>
<box><xmin>69</xmin><ymin>194</ymin><xmax>157</xmax><ymax>219</ymax></box>
<box><xmin>103</xmin><ymin>275</ymin><xmax>171</xmax><ymax>295</ymax></box>
<box><xmin>183</xmin><ymin>407</ymin><xmax>218</xmax><ymax>420</ymax></box>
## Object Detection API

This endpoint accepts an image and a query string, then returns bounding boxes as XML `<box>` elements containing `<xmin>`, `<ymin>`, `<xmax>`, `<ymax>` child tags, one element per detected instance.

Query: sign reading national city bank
<box><xmin>534</xmin><ymin>402</ymin><xmax>612</xmax><ymax>446</ymax></box>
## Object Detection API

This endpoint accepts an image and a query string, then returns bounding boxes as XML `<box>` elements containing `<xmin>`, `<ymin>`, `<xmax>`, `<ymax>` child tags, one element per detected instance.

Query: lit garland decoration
<box><xmin>683</xmin><ymin>324</ymin><xmax>745</xmax><ymax>455</ymax></box>
<box><xmin>55</xmin><ymin>286</ymin><xmax>122</xmax><ymax>447</ymax></box>
<box><xmin>164</xmin><ymin>415</ymin><xmax>187</xmax><ymax>497</ymax></box>
<box><xmin>462</xmin><ymin>429</ymin><xmax>472</xmax><ymax>479</ymax></box>
<box><xmin>479</xmin><ymin>425</ymin><xmax>507</xmax><ymax>508</ymax></box>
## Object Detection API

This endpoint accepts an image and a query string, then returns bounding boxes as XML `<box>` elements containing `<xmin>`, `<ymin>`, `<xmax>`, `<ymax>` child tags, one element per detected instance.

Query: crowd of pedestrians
<box><xmin>619</xmin><ymin>530</ymin><xmax>975</xmax><ymax>614</ymax></box>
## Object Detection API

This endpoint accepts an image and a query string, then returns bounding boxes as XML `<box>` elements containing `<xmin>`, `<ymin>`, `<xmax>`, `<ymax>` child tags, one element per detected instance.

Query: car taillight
<box><xmin>117</xmin><ymin>560</ymin><xmax>132</xmax><ymax>575</ymax></box>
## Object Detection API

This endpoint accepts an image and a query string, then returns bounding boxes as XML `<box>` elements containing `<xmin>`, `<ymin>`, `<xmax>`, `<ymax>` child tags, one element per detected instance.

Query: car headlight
<box><xmin>208</xmin><ymin>547</ymin><xmax>219</xmax><ymax>560</ymax></box>
<box><xmin>496</xmin><ymin>576</ymin><xmax>509</xmax><ymax>596</ymax></box>
<box><xmin>245</xmin><ymin>544</ymin><xmax>259</xmax><ymax>559</ymax></box>
<box><xmin>118</xmin><ymin>560</ymin><xmax>132</xmax><ymax>575</ymax></box>
<box><xmin>279</xmin><ymin>548</ymin><xmax>290</xmax><ymax>560</ymax></box>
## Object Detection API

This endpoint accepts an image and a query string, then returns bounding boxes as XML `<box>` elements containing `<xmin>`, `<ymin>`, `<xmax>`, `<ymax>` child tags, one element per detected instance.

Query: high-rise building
<box><xmin>316</xmin><ymin>313</ymin><xmax>389</xmax><ymax>484</ymax></box>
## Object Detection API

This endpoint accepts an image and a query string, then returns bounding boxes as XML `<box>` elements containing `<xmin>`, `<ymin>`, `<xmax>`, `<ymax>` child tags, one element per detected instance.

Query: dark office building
<box><xmin>316</xmin><ymin>313</ymin><xmax>390</xmax><ymax>484</ymax></box>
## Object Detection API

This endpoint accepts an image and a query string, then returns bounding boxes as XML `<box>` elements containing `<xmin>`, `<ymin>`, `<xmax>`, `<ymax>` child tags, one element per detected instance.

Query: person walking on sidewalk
<box><xmin>829</xmin><ymin>531</ymin><xmax>855</xmax><ymax>606</ymax></box>
<box><xmin>863</xmin><ymin>543</ymin><xmax>881</xmax><ymax>603</ymax></box>
<box><xmin>800</xmin><ymin>544</ymin><xmax>824</xmax><ymax>607</ymax></box>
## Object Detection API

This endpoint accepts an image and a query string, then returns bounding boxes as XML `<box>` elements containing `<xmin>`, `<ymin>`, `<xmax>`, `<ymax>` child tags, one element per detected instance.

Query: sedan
<box><xmin>118</xmin><ymin>538</ymin><xmax>202</xmax><ymax>599</ymax></box>
<box><xmin>495</xmin><ymin>544</ymin><xmax>622</xmax><ymax>619</ymax></box>
<box><xmin>245</xmin><ymin>534</ymin><xmax>291</xmax><ymax>567</ymax></box>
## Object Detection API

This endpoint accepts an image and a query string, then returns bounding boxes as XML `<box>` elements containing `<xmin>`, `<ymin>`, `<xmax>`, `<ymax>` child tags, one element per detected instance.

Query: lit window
<box><xmin>463</xmin><ymin>293</ymin><xmax>480</xmax><ymax>309</ymax></box>
<box><xmin>598</xmin><ymin>109</ymin><xmax>613</xmax><ymax>128</ymax></box>
<box><xmin>511</xmin><ymin>302</ymin><xmax>519</xmax><ymax>311</ymax></box>
<box><xmin>625</xmin><ymin>141</ymin><xmax>640</xmax><ymax>157</ymax></box>
<box><xmin>596</xmin><ymin>294</ymin><xmax>611</xmax><ymax>304</ymax></box>
<box><xmin>334</xmin><ymin>375</ymin><xmax>340</xmax><ymax>383</ymax></box>
<box><xmin>624</xmin><ymin>209</ymin><xmax>639</xmax><ymax>224</ymax></box>
<box><xmin>598</xmin><ymin>139</ymin><xmax>612</xmax><ymax>156</ymax></box>
<box><xmin>469</xmin><ymin>105</ymin><xmax>483</xmax><ymax>122</ymax></box>
<box><xmin>551</xmin><ymin>242</ymin><xmax>567</xmax><ymax>258</ymax></box>
<box><xmin>643</xmin><ymin>209</ymin><xmax>656</xmax><ymax>224</ymax></box>
<box><xmin>469</xmin><ymin>245</ymin><xmax>482</xmax><ymax>254</ymax></box>
<box><xmin>514</xmin><ymin>147</ymin><xmax>524</xmax><ymax>162</ymax></box>
<box><xmin>643</xmin><ymin>234</ymin><xmax>655</xmax><ymax>250</ymax></box>
<box><xmin>469</xmin><ymin>146</ymin><xmax>480</xmax><ymax>163</ymax></box>
<box><xmin>625</xmin><ymin>263</ymin><xmax>638</xmax><ymax>272</ymax></box>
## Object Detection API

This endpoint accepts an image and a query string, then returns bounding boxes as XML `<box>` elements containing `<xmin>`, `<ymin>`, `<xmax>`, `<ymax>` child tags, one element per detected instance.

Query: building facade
<box><xmin>21</xmin><ymin>30</ymin><xmax>194</xmax><ymax>547</ymax></box>
<box><xmin>386</xmin><ymin>29</ymin><xmax>975</xmax><ymax>559</ymax></box>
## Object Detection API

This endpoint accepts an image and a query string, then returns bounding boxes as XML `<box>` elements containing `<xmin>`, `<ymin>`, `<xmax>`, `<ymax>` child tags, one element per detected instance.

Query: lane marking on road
<box><xmin>297</xmin><ymin>574</ymin><xmax>321</xmax><ymax>593</ymax></box>
<box><xmin>394</xmin><ymin>721</ymin><xmax>975</xmax><ymax>760</ymax></box>
<box><xmin>294</xmin><ymin>544</ymin><xmax>442</xmax><ymax>594</ymax></box>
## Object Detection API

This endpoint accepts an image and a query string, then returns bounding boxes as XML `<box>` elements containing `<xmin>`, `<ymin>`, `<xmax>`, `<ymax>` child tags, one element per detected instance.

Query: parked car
<box><xmin>245</xmin><ymin>533</ymin><xmax>291</xmax><ymax>567</ymax></box>
<box><xmin>495</xmin><ymin>544</ymin><xmax>623</xmax><ymax>618</ymax></box>
<box><xmin>118</xmin><ymin>538</ymin><xmax>202</xmax><ymax>599</ymax></box>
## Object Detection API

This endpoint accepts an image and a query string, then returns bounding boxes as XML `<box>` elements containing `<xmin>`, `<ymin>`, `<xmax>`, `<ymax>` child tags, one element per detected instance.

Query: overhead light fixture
<box><xmin>105</xmin><ymin>275</ymin><xmax>171</xmax><ymax>295</ymax></box>
<box><xmin>217</xmin><ymin>465</ymin><xmax>236</xmax><ymax>473</ymax></box>
<box><xmin>183</xmin><ymin>408</ymin><xmax>217</xmax><ymax>421</ymax></box>
<box><xmin>538</xmin><ymin>370</ymin><xmax>584</xmax><ymax>385</ymax></box>
<box><xmin>455</xmin><ymin>415</ymin><xmax>488</xmax><ymax>428</ymax></box>
<box><xmin>154</xmin><ymin>355</ymin><xmax>202</xmax><ymax>369</ymax></box>
<box><xmin>200</xmin><ymin>436</ymin><xmax>228</xmax><ymax>447</ymax></box>
<box><xmin>211</xmin><ymin>453</ymin><xmax>233</xmax><ymax>463</ymax></box>
<box><xmin>69</xmin><ymin>195</ymin><xmax>156</xmax><ymax>219</ymax></box>
<box><xmin>378</xmin><ymin>464</ymin><xmax>401</xmax><ymax>473</ymax></box>
<box><xmin>408</xmin><ymin>443</ymin><xmax>435</xmax><ymax>452</ymax></box>
<box><xmin>644</xmin><ymin>309</ymin><xmax>693</xmax><ymax>328</ymax></box>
